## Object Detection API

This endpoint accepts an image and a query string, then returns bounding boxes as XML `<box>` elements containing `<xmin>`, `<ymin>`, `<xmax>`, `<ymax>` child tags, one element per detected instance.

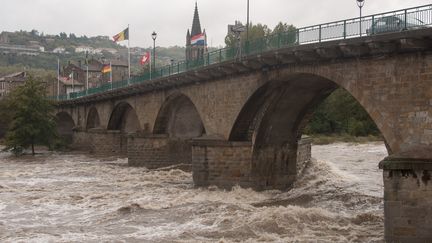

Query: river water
<box><xmin>0</xmin><ymin>142</ymin><xmax>387</xmax><ymax>242</ymax></box>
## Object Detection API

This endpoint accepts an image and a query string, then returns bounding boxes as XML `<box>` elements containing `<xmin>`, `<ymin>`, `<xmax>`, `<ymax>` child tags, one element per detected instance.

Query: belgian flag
<box><xmin>113</xmin><ymin>27</ymin><xmax>129</xmax><ymax>42</ymax></box>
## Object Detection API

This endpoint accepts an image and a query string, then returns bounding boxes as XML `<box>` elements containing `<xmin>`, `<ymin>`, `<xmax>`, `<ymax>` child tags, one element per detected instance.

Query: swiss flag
<box><xmin>140</xmin><ymin>52</ymin><xmax>150</xmax><ymax>65</ymax></box>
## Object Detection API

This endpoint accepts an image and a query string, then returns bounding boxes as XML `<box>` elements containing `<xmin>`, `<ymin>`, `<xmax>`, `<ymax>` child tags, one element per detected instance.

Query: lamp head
<box><xmin>357</xmin><ymin>0</ymin><xmax>365</xmax><ymax>7</ymax></box>
<box><xmin>151</xmin><ymin>31</ymin><xmax>157</xmax><ymax>40</ymax></box>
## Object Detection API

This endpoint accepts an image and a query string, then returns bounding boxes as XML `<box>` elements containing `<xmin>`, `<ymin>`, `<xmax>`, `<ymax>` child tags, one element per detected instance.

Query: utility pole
<box><xmin>246</xmin><ymin>0</ymin><xmax>250</xmax><ymax>41</ymax></box>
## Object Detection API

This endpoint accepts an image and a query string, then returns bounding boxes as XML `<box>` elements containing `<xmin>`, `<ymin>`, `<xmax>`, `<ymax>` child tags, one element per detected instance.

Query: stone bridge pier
<box><xmin>128</xmin><ymin>93</ymin><xmax>206</xmax><ymax>168</ymax></box>
<box><xmin>56</xmin><ymin>29</ymin><xmax>432</xmax><ymax>241</ymax></box>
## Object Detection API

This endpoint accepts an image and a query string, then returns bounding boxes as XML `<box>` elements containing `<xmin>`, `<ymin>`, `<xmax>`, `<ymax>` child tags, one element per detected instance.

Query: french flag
<box><xmin>191</xmin><ymin>33</ymin><xmax>205</xmax><ymax>45</ymax></box>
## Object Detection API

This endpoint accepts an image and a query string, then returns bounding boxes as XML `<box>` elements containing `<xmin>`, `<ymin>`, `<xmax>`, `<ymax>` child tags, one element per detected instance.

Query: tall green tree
<box><xmin>272</xmin><ymin>22</ymin><xmax>296</xmax><ymax>34</ymax></box>
<box><xmin>304</xmin><ymin>88</ymin><xmax>380</xmax><ymax>136</ymax></box>
<box><xmin>4</xmin><ymin>76</ymin><xmax>57</xmax><ymax>155</ymax></box>
<box><xmin>225</xmin><ymin>22</ymin><xmax>271</xmax><ymax>48</ymax></box>
<box><xmin>0</xmin><ymin>96</ymin><xmax>13</xmax><ymax>138</ymax></box>
<box><xmin>225</xmin><ymin>22</ymin><xmax>297</xmax><ymax>49</ymax></box>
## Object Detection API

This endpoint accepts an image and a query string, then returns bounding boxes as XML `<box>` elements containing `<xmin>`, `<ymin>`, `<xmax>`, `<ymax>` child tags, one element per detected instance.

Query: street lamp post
<box><xmin>151</xmin><ymin>31</ymin><xmax>157</xmax><ymax>74</ymax></box>
<box><xmin>246</xmin><ymin>0</ymin><xmax>250</xmax><ymax>41</ymax></box>
<box><xmin>357</xmin><ymin>0</ymin><xmax>365</xmax><ymax>36</ymax></box>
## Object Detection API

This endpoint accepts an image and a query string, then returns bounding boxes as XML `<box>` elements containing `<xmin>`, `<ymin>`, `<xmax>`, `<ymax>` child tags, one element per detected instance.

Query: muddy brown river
<box><xmin>0</xmin><ymin>142</ymin><xmax>387</xmax><ymax>242</ymax></box>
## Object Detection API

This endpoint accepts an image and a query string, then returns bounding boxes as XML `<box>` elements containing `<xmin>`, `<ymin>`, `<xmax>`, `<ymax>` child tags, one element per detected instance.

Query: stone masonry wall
<box><xmin>192</xmin><ymin>140</ymin><xmax>253</xmax><ymax>188</ymax></box>
<box><xmin>192</xmin><ymin>137</ymin><xmax>312</xmax><ymax>189</ymax></box>
<box><xmin>88</xmin><ymin>129</ymin><xmax>127</xmax><ymax>156</ymax></box>
<box><xmin>128</xmin><ymin>134</ymin><xmax>192</xmax><ymax>169</ymax></box>
<box><xmin>383</xmin><ymin>167</ymin><xmax>432</xmax><ymax>242</ymax></box>
<box><xmin>297</xmin><ymin>136</ymin><xmax>312</xmax><ymax>176</ymax></box>
<box><xmin>71</xmin><ymin>131</ymin><xmax>92</xmax><ymax>151</ymax></box>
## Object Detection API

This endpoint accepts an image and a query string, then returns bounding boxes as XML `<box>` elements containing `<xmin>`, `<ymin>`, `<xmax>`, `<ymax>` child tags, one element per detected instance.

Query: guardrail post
<box><xmin>371</xmin><ymin>15</ymin><xmax>375</xmax><ymax>34</ymax></box>
<box><xmin>319</xmin><ymin>25</ymin><xmax>322</xmax><ymax>43</ymax></box>
<box><xmin>219</xmin><ymin>49</ymin><xmax>222</xmax><ymax>62</ymax></box>
<box><xmin>404</xmin><ymin>9</ymin><xmax>408</xmax><ymax>30</ymax></box>
<box><xmin>296</xmin><ymin>29</ymin><xmax>300</xmax><ymax>45</ymax></box>
<box><xmin>343</xmin><ymin>20</ymin><xmax>347</xmax><ymax>39</ymax></box>
<box><xmin>178</xmin><ymin>63</ymin><xmax>180</xmax><ymax>73</ymax></box>
<box><xmin>207</xmin><ymin>52</ymin><xmax>210</xmax><ymax>65</ymax></box>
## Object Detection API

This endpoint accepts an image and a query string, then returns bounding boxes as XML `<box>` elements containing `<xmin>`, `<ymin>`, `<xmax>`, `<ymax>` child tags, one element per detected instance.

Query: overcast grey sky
<box><xmin>1</xmin><ymin>0</ymin><xmax>431</xmax><ymax>48</ymax></box>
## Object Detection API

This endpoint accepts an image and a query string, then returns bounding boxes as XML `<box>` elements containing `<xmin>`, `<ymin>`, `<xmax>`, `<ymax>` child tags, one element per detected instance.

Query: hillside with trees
<box><xmin>0</xmin><ymin>30</ymin><xmax>187</xmax><ymax>74</ymax></box>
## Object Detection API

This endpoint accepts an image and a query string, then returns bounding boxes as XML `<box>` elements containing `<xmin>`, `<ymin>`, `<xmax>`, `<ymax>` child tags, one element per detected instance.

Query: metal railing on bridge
<box><xmin>55</xmin><ymin>4</ymin><xmax>432</xmax><ymax>101</ymax></box>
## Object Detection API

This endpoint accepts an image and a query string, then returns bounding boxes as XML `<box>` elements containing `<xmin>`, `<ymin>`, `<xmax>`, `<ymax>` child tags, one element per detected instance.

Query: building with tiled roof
<box><xmin>0</xmin><ymin>72</ymin><xmax>27</xmax><ymax>99</ymax></box>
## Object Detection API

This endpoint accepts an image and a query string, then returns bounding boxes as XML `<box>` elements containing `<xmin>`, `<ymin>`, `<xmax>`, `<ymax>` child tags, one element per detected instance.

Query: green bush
<box><xmin>305</xmin><ymin>88</ymin><xmax>380</xmax><ymax>137</ymax></box>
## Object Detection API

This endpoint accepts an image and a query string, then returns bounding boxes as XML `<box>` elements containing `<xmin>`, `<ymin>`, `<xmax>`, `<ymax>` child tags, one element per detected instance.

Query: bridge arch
<box><xmin>154</xmin><ymin>92</ymin><xmax>206</xmax><ymax>139</ymax></box>
<box><xmin>229</xmin><ymin>73</ymin><xmax>389</xmax><ymax>188</ymax></box>
<box><xmin>107</xmin><ymin>102</ymin><xmax>141</xmax><ymax>132</ymax></box>
<box><xmin>56</xmin><ymin>111</ymin><xmax>75</xmax><ymax>142</ymax></box>
<box><xmin>86</xmin><ymin>107</ymin><xmax>101</xmax><ymax>130</ymax></box>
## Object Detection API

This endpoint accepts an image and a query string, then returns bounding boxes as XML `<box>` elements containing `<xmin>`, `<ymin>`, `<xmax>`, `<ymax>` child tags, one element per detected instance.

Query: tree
<box><xmin>225</xmin><ymin>22</ymin><xmax>271</xmax><ymax>48</ymax></box>
<box><xmin>304</xmin><ymin>88</ymin><xmax>379</xmax><ymax>136</ymax></box>
<box><xmin>59</xmin><ymin>32</ymin><xmax>67</xmax><ymax>39</ymax></box>
<box><xmin>0</xmin><ymin>96</ymin><xmax>13</xmax><ymax>138</ymax></box>
<box><xmin>272</xmin><ymin>22</ymin><xmax>296</xmax><ymax>34</ymax></box>
<box><xmin>225</xmin><ymin>22</ymin><xmax>296</xmax><ymax>48</ymax></box>
<box><xmin>3</xmin><ymin>76</ymin><xmax>57</xmax><ymax>155</ymax></box>
<box><xmin>30</xmin><ymin>29</ymin><xmax>39</xmax><ymax>36</ymax></box>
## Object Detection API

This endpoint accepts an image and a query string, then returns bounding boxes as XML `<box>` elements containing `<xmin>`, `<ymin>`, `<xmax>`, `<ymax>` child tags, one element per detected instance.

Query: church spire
<box><xmin>186</xmin><ymin>29</ymin><xmax>191</xmax><ymax>45</ymax></box>
<box><xmin>191</xmin><ymin>2</ymin><xmax>202</xmax><ymax>37</ymax></box>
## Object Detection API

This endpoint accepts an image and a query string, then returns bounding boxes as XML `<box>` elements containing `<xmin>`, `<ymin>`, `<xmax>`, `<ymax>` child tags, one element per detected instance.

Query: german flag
<box><xmin>101</xmin><ymin>64</ymin><xmax>112</xmax><ymax>73</ymax></box>
<box><xmin>113</xmin><ymin>27</ymin><xmax>129</xmax><ymax>42</ymax></box>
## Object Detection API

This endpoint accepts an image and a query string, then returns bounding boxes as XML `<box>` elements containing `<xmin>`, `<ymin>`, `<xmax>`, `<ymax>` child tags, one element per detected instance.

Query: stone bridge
<box><xmin>57</xmin><ymin>29</ymin><xmax>432</xmax><ymax>241</ymax></box>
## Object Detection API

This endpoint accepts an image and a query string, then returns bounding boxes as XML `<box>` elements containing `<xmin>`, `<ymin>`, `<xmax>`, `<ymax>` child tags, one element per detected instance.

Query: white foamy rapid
<box><xmin>0</xmin><ymin>142</ymin><xmax>387</xmax><ymax>242</ymax></box>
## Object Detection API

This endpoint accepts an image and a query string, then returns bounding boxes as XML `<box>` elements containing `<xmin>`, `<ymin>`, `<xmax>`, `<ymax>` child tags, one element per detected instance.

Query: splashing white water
<box><xmin>0</xmin><ymin>142</ymin><xmax>387</xmax><ymax>242</ymax></box>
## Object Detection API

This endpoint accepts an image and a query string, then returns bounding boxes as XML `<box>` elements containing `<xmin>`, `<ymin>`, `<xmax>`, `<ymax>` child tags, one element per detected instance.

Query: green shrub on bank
<box><xmin>304</xmin><ymin>88</ymin><xmax>380</xmax><ymax>137</ymax></box>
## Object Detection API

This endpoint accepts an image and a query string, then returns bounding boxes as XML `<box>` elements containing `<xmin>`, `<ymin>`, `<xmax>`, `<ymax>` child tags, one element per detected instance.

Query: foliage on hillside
<box><xmin>0</xmin><ymin>65</ymin><xmax>55</xmax><ymax>77</ymax></box>
<box><xmin>1</xmin><ymin>30</ymin><xmax>188</xmax><ymax>74</ymax></box>
<box><xmin>7</xmin><ymin>30</ymin><xmax>119</xmax><ymax>51</ymax></box>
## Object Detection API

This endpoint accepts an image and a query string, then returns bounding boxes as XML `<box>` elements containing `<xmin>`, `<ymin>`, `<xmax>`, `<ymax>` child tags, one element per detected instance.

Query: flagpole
<box><xmin>86</xmin><ymin>51</ymin><xmax>89</xmax><ymax>95</ymax></box>
<box><xmin>149</xmin><ymin>52</ymin><xmax>152</xmax><ymax>80</ymax></box>
<box><xmin>57</xmin><ymin>58</ymin><xmax>60</xmax><ymax>100</ymax></box>
<box><xmin>128</xmin><ymin>24</ymin><xmax>131</xmax><ymax>84</ymax></box>
<box><xmin>72</xmin><ymin>70</ymin><xmax>74</xmax><ymax>93</ymax></box>
<box><xmin>86</xmin><ymin>65</ymin><xmax>89</xmax><ymax>95</ymax></box>
<box><xmin>110</xmin><ymin>61</ymin><xmax>113</xmax><ymax>90</ymax></box>
<box><xmin>204</xmin><ymin>32</ymin><xmax>208</xmax><ymax>65</ymax></box>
